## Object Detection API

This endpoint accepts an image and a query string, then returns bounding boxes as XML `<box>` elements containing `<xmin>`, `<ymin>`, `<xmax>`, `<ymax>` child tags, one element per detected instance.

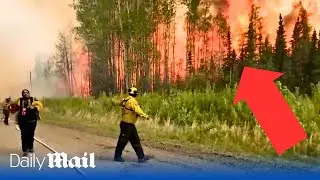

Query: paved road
<box><xmin>0</xmin><ymin>120</ymin><xmax>318</xmax><ymax>179</ymax></box>
<box><xmin>0</xmin><ymin>120</ymin><xmax>247</xmax><ymax>177</ymax></box>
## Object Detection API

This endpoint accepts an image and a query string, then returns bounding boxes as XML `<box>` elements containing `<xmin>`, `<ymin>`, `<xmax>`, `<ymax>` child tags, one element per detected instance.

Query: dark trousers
<box><xmin>114</xmin><ymin>121</ymin><xmax>145</xmax><ymax>159</ymax></box>
<box><xmin>18</xmin><ymin>120</ymin><xmax>37</xmax><ymax>152</ymax></box>
<box><xmin>3</xmin><ymin>110</ymin><xmax>9</xmax><ymax>125</ymax></box>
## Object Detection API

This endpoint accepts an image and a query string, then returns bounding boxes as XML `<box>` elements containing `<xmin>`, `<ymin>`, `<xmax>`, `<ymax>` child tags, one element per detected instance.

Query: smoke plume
<box><xmin>0</xmin><ymin>0</ymin><xmax>75</xmax><ymax>99</ymax></box>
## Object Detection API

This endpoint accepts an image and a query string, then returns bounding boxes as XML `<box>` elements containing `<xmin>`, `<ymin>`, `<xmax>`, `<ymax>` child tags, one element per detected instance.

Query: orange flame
<box><xmin>70</xmin><ymin>0</ymin><xmax>320</xmax><ymax>95</ymax></box>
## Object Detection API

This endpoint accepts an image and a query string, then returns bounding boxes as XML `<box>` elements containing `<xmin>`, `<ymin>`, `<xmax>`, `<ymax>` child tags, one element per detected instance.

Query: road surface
<box><xmin>0</xmin><ymin>120</ymin><xmax>318</xmax><ymax>178</ymax></box>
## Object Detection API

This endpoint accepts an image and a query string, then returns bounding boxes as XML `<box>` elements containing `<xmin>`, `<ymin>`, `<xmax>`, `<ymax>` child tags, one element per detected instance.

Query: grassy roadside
<box><xmin>39</xmin><ymin>83</ymin><xmax>320</xmax><ymax>164</ymax></box>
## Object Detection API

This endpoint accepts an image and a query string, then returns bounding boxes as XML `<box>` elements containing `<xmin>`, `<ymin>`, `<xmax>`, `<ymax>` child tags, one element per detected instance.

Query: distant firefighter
<box><xmin>112</xmin><ymin>87</ymin><xmax>151</xmax><ymax>163</ymax></box>
<box><xmin>1</xmin><ymin>96</ymin><xmax>12</xmax><ymax>125</ymax></box>
<box><xmin>10</xmin><ymin>89</ymin><xmax>43</xmax><ymax>156</ymax></box>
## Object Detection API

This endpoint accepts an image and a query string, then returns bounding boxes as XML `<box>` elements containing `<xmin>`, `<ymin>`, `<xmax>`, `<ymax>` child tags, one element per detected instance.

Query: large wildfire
<box><xmin>0</xmin><ymin>0</ymin><xmax>319</xmax><ymax>98</ymax></box>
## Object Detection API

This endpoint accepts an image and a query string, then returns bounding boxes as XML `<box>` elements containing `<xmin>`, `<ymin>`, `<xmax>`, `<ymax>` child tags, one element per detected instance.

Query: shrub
<box><xmin>40</xmin><ymin>82</ymin><xmax>320</xmax><ymax>158</ymax></box>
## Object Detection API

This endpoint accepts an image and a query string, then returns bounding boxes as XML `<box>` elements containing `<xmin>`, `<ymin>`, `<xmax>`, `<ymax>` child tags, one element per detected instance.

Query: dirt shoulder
<box><xmin>37</xmin><ymin>120</ymin><xmax>318</xmax><ymax>172</ymax></box>
<box><xmin>0</xmin><ymin>121</ymin><xmax>243</xmax><ymax>172</ymax></box>
<box><xmin>0</xmin><ymin>119</ymin><xmax>317</xmax><ymax>173</ymax></box>
<box><xmin>34</xmin><ymin>122</ymin><xmax>242</xmax><ymax>170</ymax></box>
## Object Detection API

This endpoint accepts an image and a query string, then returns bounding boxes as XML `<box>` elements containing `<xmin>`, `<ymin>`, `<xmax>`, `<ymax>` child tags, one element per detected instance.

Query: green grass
<box><xmin>39</xmin><ymin>82</ymin><xmax>320</xmax><ymax>162</ymax></box>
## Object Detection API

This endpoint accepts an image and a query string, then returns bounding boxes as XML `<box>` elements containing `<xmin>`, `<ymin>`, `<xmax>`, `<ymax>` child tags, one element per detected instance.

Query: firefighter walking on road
<box><xmin>112</xmin><ymin>87</ymin><xmax>151</xmax><ymax>163</ymax></box>
<box><xmin>1</xmin><ymin>97</ymin><xmax>12</xmax><ymax>125</ymax></box>
<box><xmin>10</xmin><ymin>89</ymin><xmax>43</xmax><ymax>156</ymax></box>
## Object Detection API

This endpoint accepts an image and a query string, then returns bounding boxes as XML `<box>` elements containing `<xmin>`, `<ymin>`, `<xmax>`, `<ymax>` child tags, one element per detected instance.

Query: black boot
<box><xmin>114</xmin><ymin>157</ymin><xmax>125</xmax><ymax>162</ymax></box>
<box><xmin>138</xmin><ymin>155</ymin><xmax>151</xmax><ymax>163</ymax></box>
<box><xmin>131</xmin><ymin>143</ymin><xmax>146</xmax><ymax>162</ymax></box>
<box><xmin>22</xmin><ymin>151</ymin><xmax>28</xmax><ymax>157</ymax></box>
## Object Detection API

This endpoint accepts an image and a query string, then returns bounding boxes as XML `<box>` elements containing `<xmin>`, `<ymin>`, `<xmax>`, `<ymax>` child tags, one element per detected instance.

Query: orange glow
<box><xmin>8</xmin><ymin>0</ymin><xmax>318</xmax><ymax>96</ymax></box>
<box><xmin>1</xmin><ymin>1</ymin><xmax>319</xmax><ymax>97</ymax></box>
<box><xmin>68</xmin><ymin>0</ymin><xmax>320</xmax><ymax>95</ymax></box>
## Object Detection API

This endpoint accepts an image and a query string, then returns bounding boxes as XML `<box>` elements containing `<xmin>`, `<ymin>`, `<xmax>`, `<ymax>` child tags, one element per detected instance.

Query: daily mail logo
<box><xmin>10</xmin><ymin>152</ymin><xmax>96</xmax><ymax>170</ymax></box>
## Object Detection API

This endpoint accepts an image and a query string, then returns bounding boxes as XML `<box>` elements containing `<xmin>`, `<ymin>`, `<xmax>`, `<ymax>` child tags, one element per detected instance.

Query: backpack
<box><xmin>121</xmin><ymin>98</ymin><xmax>133</xmax><ymax>112</ymax></box>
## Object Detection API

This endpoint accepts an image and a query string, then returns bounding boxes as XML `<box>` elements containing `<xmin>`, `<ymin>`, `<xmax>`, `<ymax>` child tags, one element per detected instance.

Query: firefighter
<box><xmin>10</xmin><ymin>89</ymin><xmax>43</xmax><ymax>156</ymax></box>
<box><xmin>112</xmin><ymin>87</ymin><xmax>151</xmax><ymax>163</ymax></box>
<box><xmin>1</xmin><ymin>97</ymin><xmax>12</xmax><ymax>125</ymax></box>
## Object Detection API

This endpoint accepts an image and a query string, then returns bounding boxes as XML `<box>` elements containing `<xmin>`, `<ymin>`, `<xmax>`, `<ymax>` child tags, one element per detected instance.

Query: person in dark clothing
<box><xmin>1</xmin><ymin>97</ymin><xmax>12</xmax><ymax>125</ymax></box>
<box><xmin>10</xmin><ymin>89</ymin><xmax>43</xmax><ymax>156</ymax></box>
<box><xmin>112</xmin><ymin>87</ymin><xmax>151</xmax><ymax>163</ymax></box>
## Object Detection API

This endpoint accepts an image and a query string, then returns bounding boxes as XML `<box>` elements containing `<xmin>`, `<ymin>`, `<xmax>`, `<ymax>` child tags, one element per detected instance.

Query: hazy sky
<box><xmin>0</xmin><ymin>0</ymin><xmax>75</xmax><ymax>98</ymax></box>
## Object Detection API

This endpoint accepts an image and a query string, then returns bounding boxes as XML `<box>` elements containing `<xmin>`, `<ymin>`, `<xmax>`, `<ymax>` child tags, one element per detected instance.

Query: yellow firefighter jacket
<box><xmin>13</xmin><ymin>97</ymin><xmax>44</xmax><ymax>123</ymax></box>
<box><xmin>114</xmin><ymin>96</ymin><xmax>148</xmax><ymax>124</ymax></box>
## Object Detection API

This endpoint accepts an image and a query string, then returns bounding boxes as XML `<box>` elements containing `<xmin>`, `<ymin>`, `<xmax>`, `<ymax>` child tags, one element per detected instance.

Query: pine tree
<box><xmin>225</xmin><ymin>26</ymin><xmax>232</xmax><ymax>60</ymax></box>
<box><xmin>290</xmin><ymin>17</ymin><xmax>301</xmax><ymax>54</ymax></box>
<box><xmin>298</xmin><ymin>5</ymin><xmax>312</xmax><ymax>93</ymax></box>
<box><xmin>308</xmin><ymin>29</ymin><xmax>320</xmax><ymax>86</ymax></box>
<box><xmin>274</xmin><ymin>14</ymin><xmax>288</xmax><ymax>72</ymax></box>
<box><xmin>222</xmin><ymin>26</ymin><xmax>238</xmax><ymax>84</ymax></box>
<box><xmin>290</xmin><ymin>4</ymin><xmax>312</xmax><ymax>93</ymax></box>
<box><xmin>259</xmin><ymin>36</ymin><xmax>274</xmax><ymax>70</ymax></box>
<box><xmin>245</xmin><ymin>7</ymin><xmax>256</xmax><ymax>66</ymax></box>
<box><xmin>239</xmin><ymin>32</ymin><xmax>246</xmax><ymax>62</ymax></box>
<box><xmin>244</xmin><ymin>4</ymin><xmax>262</xmax><ymax>67</ymax></box>
<box><xmin>184</xmin><ymin>0</ymin><xmax>201</xmax><ymax>76</ymax></box>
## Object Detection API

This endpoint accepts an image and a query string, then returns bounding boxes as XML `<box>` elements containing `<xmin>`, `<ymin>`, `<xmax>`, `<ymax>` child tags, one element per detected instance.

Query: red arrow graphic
<box><xmin>233</xmin><ymin>67</ymin><xmax>307</xmax><ymax>156</ymax></box>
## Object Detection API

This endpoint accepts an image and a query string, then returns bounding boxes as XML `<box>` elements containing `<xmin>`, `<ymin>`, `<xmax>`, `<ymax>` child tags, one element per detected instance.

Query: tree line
<box><xmin>45</xmin><ymin>0</ymin><xmax>320</xmax><ymax>97</ymax></box>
